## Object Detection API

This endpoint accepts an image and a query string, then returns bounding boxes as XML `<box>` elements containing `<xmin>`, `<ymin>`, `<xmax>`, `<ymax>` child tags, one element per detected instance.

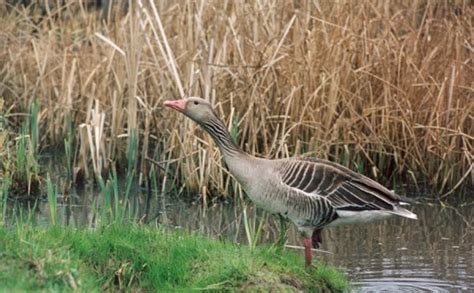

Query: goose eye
<box><xmin>194</xmin><ymin>101</ymin><xmax>199</xmax><ymax>105</ymax></box>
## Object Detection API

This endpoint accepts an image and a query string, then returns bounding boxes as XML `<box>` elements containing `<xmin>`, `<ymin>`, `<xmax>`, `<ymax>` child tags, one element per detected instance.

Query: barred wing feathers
<box><xmin>278</xmin><ymin>157</ymin><xmax>417</xmax><ymax>221</ymax></box>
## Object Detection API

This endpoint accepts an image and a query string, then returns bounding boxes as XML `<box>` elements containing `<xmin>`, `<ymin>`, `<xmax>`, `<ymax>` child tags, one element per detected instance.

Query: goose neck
<box><xmin>201</xmin><ymin>118</ymin><xmax>243</xmax><ymax>158</ymax></box>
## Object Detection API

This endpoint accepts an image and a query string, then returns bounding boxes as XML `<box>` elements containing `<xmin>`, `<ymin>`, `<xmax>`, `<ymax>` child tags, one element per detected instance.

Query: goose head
<box><xmin>164</xmin><ymin>97</ymin><xmax>218</xmax><ymax>124</ymax></box>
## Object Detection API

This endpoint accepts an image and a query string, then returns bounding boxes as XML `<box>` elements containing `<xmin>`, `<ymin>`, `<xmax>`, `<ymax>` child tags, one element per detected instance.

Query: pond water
<box><xmin>15</xmin><ymin>184</ymin><xmax>474</xmax><ymax>292</ymax></box>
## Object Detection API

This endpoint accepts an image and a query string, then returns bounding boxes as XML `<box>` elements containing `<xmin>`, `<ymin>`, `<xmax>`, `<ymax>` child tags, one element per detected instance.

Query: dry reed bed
<box><xmin>0</xmin><ymin>0</ymin><xmax>472</xmax><ymax>198</ymax></box>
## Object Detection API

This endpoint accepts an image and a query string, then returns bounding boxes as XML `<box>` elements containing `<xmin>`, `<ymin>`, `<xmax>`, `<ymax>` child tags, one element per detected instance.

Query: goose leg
<box><xmin>312</xmin><ymin>228</ymin><xmax>323</xmax><ymax>248</ymax></box>
<box><xmin>303</xmin><ymin>237</ymin><xmax>313</xmax><ymax>268</ymax></box>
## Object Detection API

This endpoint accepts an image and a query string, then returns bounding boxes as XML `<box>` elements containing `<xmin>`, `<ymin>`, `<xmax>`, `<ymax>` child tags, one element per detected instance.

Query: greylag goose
<box><xmin>164</xmin><ymin>97</ymin><xmax>417</xmax><ymax>268</ymax></box>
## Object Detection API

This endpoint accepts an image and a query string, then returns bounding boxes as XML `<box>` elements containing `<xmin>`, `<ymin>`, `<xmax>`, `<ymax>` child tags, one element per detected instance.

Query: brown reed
<box><xmin>0</xmin><ymin>0</ymin><xmax>472</xmax><ymax>198</ymax></box>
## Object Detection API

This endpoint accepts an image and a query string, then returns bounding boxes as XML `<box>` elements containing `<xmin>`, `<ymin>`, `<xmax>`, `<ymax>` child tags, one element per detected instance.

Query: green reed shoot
<box><xmin>1</xmin><ymin>176</ymin><xmax>10</xmax><ymax>223</ymax></box>
<box><xmin>111</xmin><ymin>166</ymin><xmax>120</xmax><ymax>221</ymax></box>
<box><xmin>100</xmin><ymin>176</ymin><xmax>112</xmax><ymax>224</ymax></box>
<box><xmin>14</xmin><ymin>126</ymin><xmax>39</xmax><ymax>187</ymax></box>
<box><xmin>28</xmin><ymin>100</ymin><xmax>39</xmax><ymax>154</ymax></box>
<box><xmin>14</xmin><ymin>114</ymin><xmax>39</xmax><ymax>195</ymax></box>
<box><xmin>242</xmin><ymin>207</ymin><xmax>268</xmax><ymax>250</ymax></box>
<box><xmin>230</xmin><ymin>115</ymin><xmax>239</xmax><ymax>145</ymax></box>
<box><xmin>123</xmin><ymin>130</ymin><xmax>138</xmax><ymax>220</ymax></box>
<box><xmin>64</xmin><ymin>137</ymin><xmax>73</xmax><ymax>181</ymax></box>
<box><xmin>64</xmin><ymin>114</ymin><xmax>74</xmax><ymax>181</ymax></box>
<box><xmin>275</xmin><ymin>215</ymin><xmax>289</xmax><ymax>250</ymax></box>
<box><xmin>12</xmin><ymin>201</ymin><xmax>39</xmax><ymax>231</ymax></box>
<box><xmin>93</xmin><ymin>176</ymin><xmax>110</xmax><ymax>223</ymax></box>
<box><xmin>96</xmin><ymin>166</ymin><xmax>131</xmax><ymax>224</ymax></box>
<box><xmin>356</xmin><ymin>154</ymin><xmax>365</xmax><ymax>175</ymax></box>
<box><xmin>97</xmin><ymin>171</ymin><xmax>118</xmax><ymax>225</ymax></box>
<box><xmin>339</xmin><ymin>146</ymin><xmax>348</xmax><ymax>167</ymax></box>
<box><xmin>15</xmin><ymin>128</ymin><xmax>27</xmax><ymax>183</ymax></box>
<box><xmin>25</xmin><ymin>200</ymin><xmax>38</xmax><ymax>226</ymax></box>
<box><xmin>46</xmin><ymin>173</ymin><xmax>57</xmax><ymax>225</ymax></box>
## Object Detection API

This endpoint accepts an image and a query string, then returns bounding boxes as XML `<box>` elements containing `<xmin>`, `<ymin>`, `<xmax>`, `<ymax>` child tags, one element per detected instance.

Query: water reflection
<box><xmin>13</xmin><ymin>186</ymin><xmax>474</xmax><ymax>292</ymax></box>
<box><xmin>319</xmin><ymin>205</ymin><xmax>473</xmax><ymax>292</ymax></box>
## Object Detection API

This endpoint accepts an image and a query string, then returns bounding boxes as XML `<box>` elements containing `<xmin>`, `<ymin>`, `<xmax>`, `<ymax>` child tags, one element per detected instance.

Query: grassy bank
<box><xmin>0</xmin><ymin>1</ymin><xmax>472</xmax><ymax>200</ymax></box>
<box><xmin>0</xmin><ymin>224</ymin><xmax>348</xmax><ymax>291</ymax></box>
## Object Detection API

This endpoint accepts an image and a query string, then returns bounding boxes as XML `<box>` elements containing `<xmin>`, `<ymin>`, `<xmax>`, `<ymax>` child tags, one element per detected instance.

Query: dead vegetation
<box><xmin>0</xmin><ymin>0</ymin><xmax>472</xmax><ymax>198</ymax></box>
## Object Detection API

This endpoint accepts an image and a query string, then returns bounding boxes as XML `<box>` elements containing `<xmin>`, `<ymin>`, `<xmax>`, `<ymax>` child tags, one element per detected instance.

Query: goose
<box><xmin>164</xmin><ymin>97</ymin><xmax>417</xmax><ymax>268</ymax></box>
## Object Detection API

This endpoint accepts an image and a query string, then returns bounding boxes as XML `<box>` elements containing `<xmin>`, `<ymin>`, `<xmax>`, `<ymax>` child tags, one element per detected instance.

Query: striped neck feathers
<box><xmin>200</xmin><ymin>117</ymin><xmax>243</xmax><ymax>157</ymax></box>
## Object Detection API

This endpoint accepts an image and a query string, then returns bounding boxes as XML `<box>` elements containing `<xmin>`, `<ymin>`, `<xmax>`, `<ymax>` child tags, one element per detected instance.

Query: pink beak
<box><xmin>164</xmin><ymin>99</ymin><xmax>187</xmax><ymax>112</ymax></box>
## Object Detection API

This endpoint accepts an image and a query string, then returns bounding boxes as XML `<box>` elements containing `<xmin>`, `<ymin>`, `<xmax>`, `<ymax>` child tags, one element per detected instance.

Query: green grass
<box><xmin>0</xmin><ymin>224</ymin><xmax>349</xmax><ymax>292</ymax></box>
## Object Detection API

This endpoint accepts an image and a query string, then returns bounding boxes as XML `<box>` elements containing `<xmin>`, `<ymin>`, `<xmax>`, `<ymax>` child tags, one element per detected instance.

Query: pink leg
<box><xmin>303</xmin><ymin>237</ymin><xmax>313</xmax><ymax>268</ymax></box>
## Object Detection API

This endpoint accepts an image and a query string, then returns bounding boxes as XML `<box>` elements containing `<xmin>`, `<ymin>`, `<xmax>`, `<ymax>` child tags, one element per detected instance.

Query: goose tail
<box><xmin>393</xmin><ymin>205</ymin><xmax>418</xmax><ymax>220</ymax></box>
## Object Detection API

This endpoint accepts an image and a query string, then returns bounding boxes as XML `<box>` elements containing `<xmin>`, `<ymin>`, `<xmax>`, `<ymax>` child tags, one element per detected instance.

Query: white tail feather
<box><xmin>393</xmin><ymin>206</ymin><xmax>418</xmax><ymax>220</ymax></box>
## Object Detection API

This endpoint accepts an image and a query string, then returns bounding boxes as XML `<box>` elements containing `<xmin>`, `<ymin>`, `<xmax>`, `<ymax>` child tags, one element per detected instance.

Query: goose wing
<box><xmin>278</xmin><ymin>157</ymin><xmax>413</xmax><ymax>216</ymax></box>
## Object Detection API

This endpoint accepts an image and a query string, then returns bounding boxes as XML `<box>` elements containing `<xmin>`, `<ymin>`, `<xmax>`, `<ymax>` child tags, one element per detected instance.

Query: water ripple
<box><xmin>352</xmin><ymin>277</ymin><xmax>471</xmax><ymax>292</ymax></box>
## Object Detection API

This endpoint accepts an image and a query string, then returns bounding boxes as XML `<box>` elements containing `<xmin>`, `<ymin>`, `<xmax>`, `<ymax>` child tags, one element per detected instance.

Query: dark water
<box><xmin>22</xmin><ymin>185</ymin><xmax>474</xmax><ymax>292</ymax></box>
